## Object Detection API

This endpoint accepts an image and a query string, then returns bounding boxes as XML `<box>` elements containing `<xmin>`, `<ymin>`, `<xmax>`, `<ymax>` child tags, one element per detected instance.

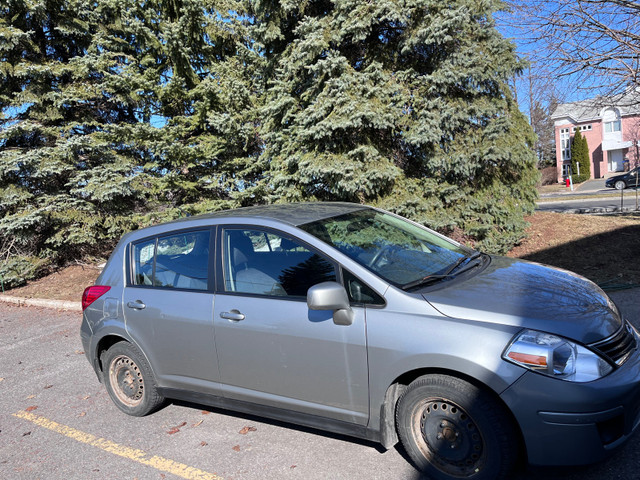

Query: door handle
<box><xmin>220</xmin><ymin>310</ymin><xmax>245</xmax><ymax>322</ymax></box>
<box><xmin>127</xmin><ymin>300</ymin><xmax>146</xmax><ymax>310</ymax></box>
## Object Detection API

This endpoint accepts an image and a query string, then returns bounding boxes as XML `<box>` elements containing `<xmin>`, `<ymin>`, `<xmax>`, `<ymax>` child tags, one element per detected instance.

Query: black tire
<box><xmin>396</xmin><ymin>374</ymin><xmax>518</xmax><ymax>480</ymax></box>
<box><xmin>615</xmin><ymin>180</ymin><xmax>626</xmax><ymax>190</ymax></box>
<box><xmin>101</xmin><ymin>341</ymin><xmax>165</xmax><ymax>416</ymax></box>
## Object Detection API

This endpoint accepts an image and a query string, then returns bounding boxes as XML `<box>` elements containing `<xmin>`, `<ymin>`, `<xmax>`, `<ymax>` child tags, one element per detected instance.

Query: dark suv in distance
<box><xmin>605</xmin><ymin>166</ymin><xmax>640</xmax><ymax>189</ymax></box>
<box><xmin>81</xmin><ymin>202</ymin><xmax>640</xmax><ymax>480</ymax></box>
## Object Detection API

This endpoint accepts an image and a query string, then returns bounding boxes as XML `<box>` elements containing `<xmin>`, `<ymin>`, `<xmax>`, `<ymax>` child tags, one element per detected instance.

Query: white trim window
<box><xmin>604</xmin><ymin>120</ymin><xmax>621</xmax><ymax>133</ymax></box>
<box><xmin>560</xmin><ymin>128</ymin><xmax>571</xmax><ymax>161</ymax></box>
<box><xmin>561</xmin><ymin>163</ymin><xmax>571</xmax><ymax>178</ymax></box>
<box><xmin>603</xmin><ymin>108</ymin><xmax>622</xmax><ymax>133</ymax></box>
<box><xmin>572</xmin><ymin>125</ymin><xmax>592</xmax><ymax>132</ymax></box>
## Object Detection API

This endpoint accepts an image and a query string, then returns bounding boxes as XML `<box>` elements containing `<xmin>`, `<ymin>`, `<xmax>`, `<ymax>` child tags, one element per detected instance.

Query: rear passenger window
<box><xmin>223</xmin><ymin>228</ymin><xmax>336</xmax><ymax>297</ymax></box>
<box><xmin>132</xmin><ymin>230</ymin><xmax>210</xmax><ymax>291</ymax></box>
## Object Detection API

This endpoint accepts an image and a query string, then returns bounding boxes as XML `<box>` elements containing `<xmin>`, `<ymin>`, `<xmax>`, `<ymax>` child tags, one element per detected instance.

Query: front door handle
<box><xmin>127</xmin><ymin>300</ymin><xmax>146</xmax><ymax>310</ymax></box>
<box><xmin>220</xmin><ymin>309</ymin><xmax>245</xmax><ymax>322</ymax></box>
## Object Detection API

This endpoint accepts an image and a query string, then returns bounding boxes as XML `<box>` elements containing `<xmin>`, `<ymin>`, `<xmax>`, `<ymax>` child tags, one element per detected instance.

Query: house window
<box><xmin>561</xmin><ymin>163</ymin><xmax>571</xmax><ymax>177</ymax></box>
<box><xmin>604</xmin><ymin>120</ymin><xmax>621</xmax><ymax>133</ymax></box>
<box><xmin>571</xmin><ymin>125</ymin><xmax>592</xmax><ymax>132</ymax></box>
<box><xmin>560</xmin><ymin>128</ymin><xmax>571</xmax><ymax>161</ymax></box>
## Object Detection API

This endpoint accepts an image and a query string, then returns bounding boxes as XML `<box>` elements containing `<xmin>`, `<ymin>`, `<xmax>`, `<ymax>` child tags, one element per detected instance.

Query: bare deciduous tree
<box><xmin>503</xmin><ymin>0</ymin><xmax>640</xmax><ymax>100</ymax></box>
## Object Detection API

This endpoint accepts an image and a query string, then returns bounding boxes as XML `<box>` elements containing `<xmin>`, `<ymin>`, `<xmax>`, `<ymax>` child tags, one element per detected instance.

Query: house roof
<box><xmin>552</xmin><ymin>88</ymin><xmax>640</xmax><ymax>123</ymax></box>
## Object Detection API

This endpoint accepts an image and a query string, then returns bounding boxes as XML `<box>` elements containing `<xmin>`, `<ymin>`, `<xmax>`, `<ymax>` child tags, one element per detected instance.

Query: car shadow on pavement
<box><xmin>170</xmin><ymin>398</ymin><xmax>388</xmax><ymax>453</ymax></box>
<box><xmin>171</xmin><ymin>398</ymin><xmax>640</xmax><ymax>480</ymax></box>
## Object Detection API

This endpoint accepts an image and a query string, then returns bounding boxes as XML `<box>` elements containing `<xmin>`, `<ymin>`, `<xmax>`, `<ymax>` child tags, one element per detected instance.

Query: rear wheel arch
<box><xmin>95</xmin><ymin>335</ymin><xmax>129</xmax><ymax>373</ymax></box>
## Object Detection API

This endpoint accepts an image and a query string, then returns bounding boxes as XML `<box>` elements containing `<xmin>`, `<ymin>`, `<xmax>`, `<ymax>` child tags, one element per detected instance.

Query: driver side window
<box><xmin>222</xmin><ymin>228</ymin><xmax>337</xmax><ymax>298</ymax></box>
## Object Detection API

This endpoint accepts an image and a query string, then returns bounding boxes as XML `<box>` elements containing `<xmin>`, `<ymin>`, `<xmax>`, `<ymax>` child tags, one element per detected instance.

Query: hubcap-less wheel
<box><xmin>615</xmin><ymin>180</ymin><xmax>626</xmax><ymax>190</ymax></box>
<box><xmin>396</xmin><ymin>375</ymin><xmax>519</xmax><ymax>480</ymax></box>
<box><xmin>101</xmin><ymin>341</ymin><xmax>165</xmax><ymax>416</ymax></box>
<box><xmin>417</xmin><ymin>398</ymin><xmax>485</xmax><ymax>476</ymax></box>
<box><xmin>109</xmin><ymin>355</ymin><xmax>144</xmax><ymax>407</ymax></box>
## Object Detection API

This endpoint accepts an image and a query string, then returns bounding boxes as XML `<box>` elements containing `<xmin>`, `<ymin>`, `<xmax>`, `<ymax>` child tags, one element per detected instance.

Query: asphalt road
<box><xmin>2</xmin><ymin>298</ymin><xmax>640</xmax><ymax>480</ymax></box>
<box><xmin>537</xmin><ymin>191</ymin><xmax>640</xmax><ymax>213</ymax></box>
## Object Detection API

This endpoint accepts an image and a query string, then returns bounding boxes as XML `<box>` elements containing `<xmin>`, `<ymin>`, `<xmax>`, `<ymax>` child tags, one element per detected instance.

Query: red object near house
<box><xmin>566</xmin><ymin>178</ymin><xmax>570</xmax><ymax>187</ymax></box>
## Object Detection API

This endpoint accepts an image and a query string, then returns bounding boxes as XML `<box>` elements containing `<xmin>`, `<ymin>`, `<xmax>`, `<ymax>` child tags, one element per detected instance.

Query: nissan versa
<box><xmin>81</xmin><ymin>202</ymin><xmax>640</xmax><ymax>480</ymax></box>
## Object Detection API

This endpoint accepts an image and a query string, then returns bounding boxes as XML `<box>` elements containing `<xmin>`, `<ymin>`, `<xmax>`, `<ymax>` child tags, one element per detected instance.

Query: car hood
<box><xmin>422</xmin><ymin>256</ymin><xmax>621</xmax><ymax>344</ymax></box>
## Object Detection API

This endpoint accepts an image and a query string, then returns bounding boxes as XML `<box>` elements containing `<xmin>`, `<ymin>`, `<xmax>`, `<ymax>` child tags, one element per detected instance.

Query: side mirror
<box><xmin>307</xmin><ymin>281</ymin><xmax>354</xmax><ymax>326</ymax></box>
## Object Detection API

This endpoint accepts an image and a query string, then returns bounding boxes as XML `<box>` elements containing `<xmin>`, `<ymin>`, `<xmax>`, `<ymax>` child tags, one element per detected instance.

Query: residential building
<box><xmin>551</xmin><ymin>89</ymin><xmax>640</xmax><ymax>183</ymax></box>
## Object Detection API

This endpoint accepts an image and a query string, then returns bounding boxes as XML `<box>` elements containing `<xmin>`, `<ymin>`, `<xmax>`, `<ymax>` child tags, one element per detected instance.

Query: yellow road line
<box><xmin>13</xmin><ymin>411</ymin><xmax>223</xmax><ymax>480</ymax></box>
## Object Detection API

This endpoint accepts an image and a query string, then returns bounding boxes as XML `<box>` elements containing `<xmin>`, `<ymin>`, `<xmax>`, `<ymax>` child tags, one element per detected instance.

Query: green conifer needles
<box><xmin>1</xmin><ymin>0</ymin><xmax>537</xmax><ymax>286</ymax></box>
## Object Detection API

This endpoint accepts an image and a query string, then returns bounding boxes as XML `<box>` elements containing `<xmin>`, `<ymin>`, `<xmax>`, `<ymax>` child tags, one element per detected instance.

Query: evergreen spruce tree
<box><xmin>1</xmin><ymin>0</ymin><xmax>540</xmax><ymax>286</ymax></box>
<box><xmin>0</xmin><ymin>0</ymin><xmax>259</xmax><ymax>285</ymax></box>
<box><xmin>570</xmin><ymin>129</ymin><xmax>590</xmax><ymax>183</ymax></box>
<box><xmin>254</xmin><ymin>0</ymin><xmax>538</xmax><ymax>253</ymax></box>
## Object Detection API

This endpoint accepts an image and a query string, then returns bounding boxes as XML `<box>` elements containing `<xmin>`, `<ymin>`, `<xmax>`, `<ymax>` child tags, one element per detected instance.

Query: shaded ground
<box><xmin>508</xmin><ymin>212</ymin><xmax>640</xmax><ymax>288</ymax></box>
<box><xmin>4</xmin><ymin>211</ymin><xmax>640</xmax><ymax>301</ymax></box>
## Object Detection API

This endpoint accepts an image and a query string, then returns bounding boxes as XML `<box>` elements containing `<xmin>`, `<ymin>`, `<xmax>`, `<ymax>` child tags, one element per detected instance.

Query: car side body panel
<box><xmin>81</xmin><ymin>202</ymin><xmax>640</xmax><ymax>471</ymax></box>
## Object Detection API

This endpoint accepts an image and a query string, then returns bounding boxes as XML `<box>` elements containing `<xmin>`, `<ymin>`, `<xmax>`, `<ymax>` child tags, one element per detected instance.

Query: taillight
<box><xmin>82</xmin><ymin>285</ymin><xmax>111</xmax><ymax>311</ymax></box>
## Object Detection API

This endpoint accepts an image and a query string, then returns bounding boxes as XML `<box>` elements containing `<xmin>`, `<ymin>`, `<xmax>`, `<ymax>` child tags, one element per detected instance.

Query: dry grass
<box><xmin>508</xmin><ymin>212</ymin><xmax>640</xmax><ymax>287</ymax></box>
<box><xmin>4</xmin><ymin>265</ymin><xmax>100</xmax><ymax>301</ymax></box>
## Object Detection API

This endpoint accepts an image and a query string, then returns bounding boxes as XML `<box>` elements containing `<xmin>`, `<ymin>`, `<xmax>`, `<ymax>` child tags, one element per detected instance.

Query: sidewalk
<box><xmin>539</xmin><ymin>178</ymin><xmax>610</xmax><ymax>197</ymax></box>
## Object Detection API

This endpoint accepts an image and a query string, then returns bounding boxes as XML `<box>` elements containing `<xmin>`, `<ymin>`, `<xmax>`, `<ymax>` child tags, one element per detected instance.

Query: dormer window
<box><xmin>603</xmin><ymin>108</ymin><xmax>622</xmax><ymax>133</ymax></box>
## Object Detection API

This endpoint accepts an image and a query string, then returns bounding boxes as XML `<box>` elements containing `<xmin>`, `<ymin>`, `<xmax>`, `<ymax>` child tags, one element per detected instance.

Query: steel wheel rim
<box><xmin>109</xmin><ymin>354</ymin><xmax>144</xmax><ymax>407</ymax></box>
<box><xmin>413</xmin><ymin>397</ymin><xmax>486</xmax><ymax>477</ymax></box>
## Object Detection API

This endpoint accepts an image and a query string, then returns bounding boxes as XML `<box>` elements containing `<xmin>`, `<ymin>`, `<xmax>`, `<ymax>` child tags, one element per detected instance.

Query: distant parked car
<box><xmin>605</xmin><ymin>166</ymin><xmax>640</xmax><ymax>189</ymax></box>
<box><xmin>81</xmin><ymin>202</ymin><xmax>640</xmax><ymax>480</ymax></box>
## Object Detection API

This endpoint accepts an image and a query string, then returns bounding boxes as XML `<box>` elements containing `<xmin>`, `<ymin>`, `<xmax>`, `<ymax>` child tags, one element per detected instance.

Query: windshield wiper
<box><xmin>401</xmin><ymin>252</ymin><xmax>483</xmax><ymax>291</ymax></box>
<box><xmin>449</xmin><ymin>252</ymin><xmax>484</xmax><ymax>276</ymax></box>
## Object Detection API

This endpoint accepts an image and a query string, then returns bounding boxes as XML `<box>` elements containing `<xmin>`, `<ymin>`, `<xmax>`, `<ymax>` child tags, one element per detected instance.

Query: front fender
<box><xmin>366</xmin><ymin>309</ymin><xmax>526</xmax><ymax>433</ymax></box>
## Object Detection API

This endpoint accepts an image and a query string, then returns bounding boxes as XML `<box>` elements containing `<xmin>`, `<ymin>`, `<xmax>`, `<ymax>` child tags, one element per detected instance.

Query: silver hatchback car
<box><xmin>81</xmin><ymin>202</ymin><xmax>640</xmax><ymax>480</ymax></box>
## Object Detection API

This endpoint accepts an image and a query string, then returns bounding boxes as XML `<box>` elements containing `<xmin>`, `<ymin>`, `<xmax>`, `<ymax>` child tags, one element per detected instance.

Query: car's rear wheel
<box><xmin>101</xmin><ymin>341</ymin><xmax>165</xmax><ymax>416</ymax></box>
<box><xmin>615</xmin><ymin>180</ymin><xmax>626</xmax><ymax>190</ymax></box>
<box><xmin>396</xmin><ymin>374</ymin><xmax>518</xmax><ymax>480</ymax></box>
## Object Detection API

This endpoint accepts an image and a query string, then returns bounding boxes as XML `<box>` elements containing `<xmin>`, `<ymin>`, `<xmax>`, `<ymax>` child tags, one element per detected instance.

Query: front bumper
<box><xmin>500</xmin><ymin>339</ymin><xmax>640</xmax><ymax>466</ymax></box>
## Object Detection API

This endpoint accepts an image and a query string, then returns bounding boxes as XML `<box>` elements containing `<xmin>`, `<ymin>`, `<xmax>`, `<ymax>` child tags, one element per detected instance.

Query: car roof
<box><xmin>160</xmin><ymin>202</ymin><xmax>370</xmax><ymax>228</ymax></box>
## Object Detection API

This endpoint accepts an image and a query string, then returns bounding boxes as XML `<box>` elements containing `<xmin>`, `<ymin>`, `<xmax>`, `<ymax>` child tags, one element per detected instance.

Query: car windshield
<box><xmin>299</xmin><ymin>209</ymin><xmax>474</xmax><ymax>287</ymax></box>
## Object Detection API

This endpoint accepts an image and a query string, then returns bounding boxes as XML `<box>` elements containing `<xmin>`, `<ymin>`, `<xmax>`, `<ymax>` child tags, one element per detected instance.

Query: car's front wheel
<box><xmin>101</xmin><ymin>341</ymin><xmax>165</xmax><ymax>416</ymax></box>
<box><xmin>396</xmin><ymin>374</ymin><xmax>519</xmax><ymax>480</ymax></box>
<box><xmin>615</xmin><ymin>180</ymin><xmax>626</xmax><ymax>190</ymax></box>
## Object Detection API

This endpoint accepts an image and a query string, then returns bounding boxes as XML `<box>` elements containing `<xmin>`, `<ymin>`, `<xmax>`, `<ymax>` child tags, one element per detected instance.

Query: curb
<box><xmin>538</xmin><ymin>206</ymin><xmax>639</xmax><ymax>215</ymax></box>
<box><xmin>0</xmin><ymin>294</ymin><xmax>82</xmax><ymax>312</ymax></box>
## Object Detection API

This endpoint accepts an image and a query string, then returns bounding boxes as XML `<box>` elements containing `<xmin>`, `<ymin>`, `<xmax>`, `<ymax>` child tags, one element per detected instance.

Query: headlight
<box><xmin>503</xmin><ymin>329</ymin><xmax>613</xmax><ymax>382</ymax></box>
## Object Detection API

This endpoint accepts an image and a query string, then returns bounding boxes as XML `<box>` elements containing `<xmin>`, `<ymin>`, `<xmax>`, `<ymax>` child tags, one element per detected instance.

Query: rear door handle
<box><xmin>220</xmin><ymin>310</ymin><xmax>245</xmax><ymax>322</ymax></box>
<box><xmin>127</xmin><ymin>300</ymin><xmax>146</xmax><ymax>310</ymax></box>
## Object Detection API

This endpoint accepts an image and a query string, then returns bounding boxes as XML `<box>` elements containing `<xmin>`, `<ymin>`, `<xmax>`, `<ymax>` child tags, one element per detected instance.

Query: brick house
<box><xmin>551</xmin><ymin>89</ymin><xmax>640</xmax><ymax>183</ymax></box>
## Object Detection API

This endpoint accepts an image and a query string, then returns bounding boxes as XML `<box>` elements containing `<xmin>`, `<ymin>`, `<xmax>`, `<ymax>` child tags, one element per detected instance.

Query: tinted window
<box><xmin>132</xmin><ymin>230</ymin><xmax>210</xmax><ymax>290</ymax></box>
<box><xmin>343</xmin><ymin>270</ymin><xmax>385</xmax><ymax>306</ymax></box>
<box><xmin>300</xmin><ymin>209</ymin><xmax>470</xmax><ymax>286</ymax></box>
<box><xmin>223</xmin><ymin>228</ymin><xmax>336</xmax><ymax>297</ymax></box>
<box><xmin>133</xmin><ymin>239</ymin><xmax>155</xmax><ymax>286</ymax></box>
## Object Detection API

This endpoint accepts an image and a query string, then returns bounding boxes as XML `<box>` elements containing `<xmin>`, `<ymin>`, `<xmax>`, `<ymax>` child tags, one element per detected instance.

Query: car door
<box><xmin>213</xmin><ymin>226</ymin><xmax>370</xmax><ymax>425</ymax></box>
<box><xmin>123</xmin><ymin>228</ymin><xmax>221</xmax><ymax>394</ymax></box>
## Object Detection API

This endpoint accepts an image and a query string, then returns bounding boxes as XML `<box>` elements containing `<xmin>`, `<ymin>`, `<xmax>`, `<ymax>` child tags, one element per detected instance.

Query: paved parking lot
<box><xmin>1</xmin><ymin>292</ymin><xmax>640</xmax><ymax>480</ymax></box>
